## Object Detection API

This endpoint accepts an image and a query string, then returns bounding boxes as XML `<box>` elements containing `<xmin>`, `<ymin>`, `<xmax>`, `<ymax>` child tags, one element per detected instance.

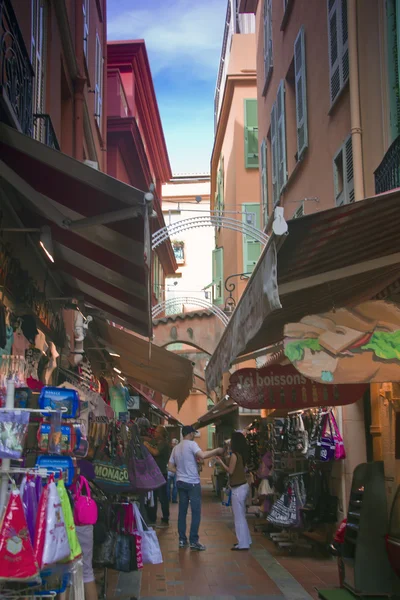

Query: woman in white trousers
<box><xmin>216</xmin><ymin>431</ymin><xmax>252</xmax><ymax>550</ymax></box>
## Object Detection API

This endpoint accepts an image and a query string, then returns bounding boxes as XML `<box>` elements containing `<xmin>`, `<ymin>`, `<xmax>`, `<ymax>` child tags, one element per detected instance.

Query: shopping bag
<box><xmin>41</xmin><ymin>476</ymin><xmax>71</xmax><ymax>566</ymax></box>
<box><xmin>132</xmin><ymin>502</ymin><xmax>162</xmax><ymax>565</ymax></box>
<box><xmin>93</xmin><ymin>531</ymin><xmax>117</xmax><ymax>567</ymax></box>
<box><xmin>57</xmin><ymin>479</ymin><xmax>82</xmax><ymax>562</ymax></box>
<box><xmin>21</xmin><ymin>474</ymin><xmax>38</xmax><ymax>544</ymax></box>
<box><xmin>93</xmin><ymin>443</ymin><xmax>133</xmax><ymax>494</ymax></box>
<box><xmin>0</xmin><ymin>490</ymin><xmax>39</xmax><ymax>581</ymax></box>
<box><xmin>267</xmin><ymin>485</ymin><xmax>298</xmax><ymax>528</ymax></box>
<box><xmin>127</xmin><ymin>425</ymin><xmax>166</xmax><ymax>492</ymax></box>
<box><xmin>34</xmin><ymin>479</ymin><xmax>50</xmax><ymax>569</ymax></box>
<box><xmin>328</xmin><ymin>411</ymin><xmax>346</xmax><ymax>460</ymax></box>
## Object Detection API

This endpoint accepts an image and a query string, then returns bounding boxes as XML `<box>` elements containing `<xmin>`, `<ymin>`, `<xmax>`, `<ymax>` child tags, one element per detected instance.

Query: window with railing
<box><xmin>172</xmin><ymin>241</ymin><xmax>185</xmax><ymax>265</ymax></box>
<box><xmin>374</xmin><ymin>135</ymin><xmax>400</xmax><ymax>194</ymax></box>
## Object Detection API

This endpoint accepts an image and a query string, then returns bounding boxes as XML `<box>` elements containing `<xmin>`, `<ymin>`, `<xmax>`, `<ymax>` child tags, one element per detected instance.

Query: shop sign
<box><xmin>284</xmin><ymin>300</ymin><xmax>400</xmax><ymax>384</ymax></box>
<box><xmin>227</xmin><ymin>364</ymin><xmax>367</xmax><ymax>409</ymax></box>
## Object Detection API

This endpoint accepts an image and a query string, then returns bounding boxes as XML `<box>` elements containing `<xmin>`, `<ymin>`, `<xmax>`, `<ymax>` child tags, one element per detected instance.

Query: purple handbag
<box><xmin>316</xmin><ymin>413</ymin><xmax>336</xmax><ymax>462</ymax></box>
<box><xmin>127</xmin><ymin>425</ymin><xmax>166</xmax><ymax>492</ymax></box>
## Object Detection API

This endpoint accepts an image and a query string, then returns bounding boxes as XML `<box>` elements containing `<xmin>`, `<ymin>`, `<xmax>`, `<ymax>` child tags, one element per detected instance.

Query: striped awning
<box><xmin>0</xmin><ymin>123</ymin><xmax>152</xmax><ymax>337</ymax></box>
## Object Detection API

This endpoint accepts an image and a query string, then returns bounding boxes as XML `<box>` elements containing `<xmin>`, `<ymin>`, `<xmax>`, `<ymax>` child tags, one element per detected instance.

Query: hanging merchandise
<box><xmin>114</xmin><ymin>510</ymin><xmax>137</xmax><ymax>573</ymax></box>
<box><xmin>41</xmin><ymin>475</ymin><xmax>71</xmax><ymax>567</ymax></box>
<box><xmin>267</xmin><ymin>477</ymin><xmax>304</xmax><ymax>529</ymax></box>
<box><xmin>0</xmin><ymin>490</ymin><xmax>40</xmax><ymax>581</ymax></box>
<box><xmin>39</xmin><ymin>386</ymin><xmax>80</xmax><ymax>418</ymax></box>
<box><xmin>34</xmin><ymin>478</ymin><xmax>50</xmax><ymax>569</ymax></box>
<box><xmin>0</xmin><ymin>409</ymin><xmax>30</xmax><ymax>458</ymax></box>
<box><xmin>92</xmin><ymin>433</ymin><xmax>133</xmax><ymax>495</ymax></box>
<box><xmin>132</xmin><ymin>502</ymin><xmax>162</xmax><ymax>565</ymax></box>
<box><xmin>20</xmin><ymin>474</ymin><xmax>39</xmax><ymax>544</ymax></box>
<box><xmin>73</xmin><ymin>476</ymin><xmax>98</xmax><ymax>526</ymax></box>
<box><xmin>328</xmin><ymin>411</ymin><xmax>346</xmax><ymax>460</ymax></box>
<box><xmin>57</xmin><ymin>479</ymin><xmax>82</xmax><ymax>563</ymax></box>
<box><xmin>127</xmin><ymin>423</ymin><xmax>166</xmax><ymax>492</ymax></box>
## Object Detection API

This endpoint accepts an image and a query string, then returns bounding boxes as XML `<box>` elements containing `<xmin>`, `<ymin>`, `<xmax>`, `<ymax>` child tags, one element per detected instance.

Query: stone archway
<box><xmin>153</xmin><ymin>310</ymin><xmax>225</xmax><ymax>356</ymax></box>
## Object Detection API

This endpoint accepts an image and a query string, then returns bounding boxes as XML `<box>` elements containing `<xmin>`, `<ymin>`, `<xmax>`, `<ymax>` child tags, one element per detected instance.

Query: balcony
<box><xmin>33</xmin><ymin>114</ymin><xmax>60</xmax><ymax>150</ymax></box>
<box><xmin>0</xmin><ymin>0</ymin><xmax>34</xmax><ymax>136</ymax></box>
<box><xmin>375</xmin><ymin>135</ymin><xmax>400</xmax><ymax>194</ymax></box>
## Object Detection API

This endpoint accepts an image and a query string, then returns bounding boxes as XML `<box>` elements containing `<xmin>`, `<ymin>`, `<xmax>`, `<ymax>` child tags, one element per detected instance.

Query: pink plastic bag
<box><xmin>34</xmin><ymin>479</ymin><xmax>50</xmax><ymax>569</ymax></box>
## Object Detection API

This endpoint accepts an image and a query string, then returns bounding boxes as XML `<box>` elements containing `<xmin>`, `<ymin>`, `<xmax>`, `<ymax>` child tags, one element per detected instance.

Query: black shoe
<box><xmin>179</xmin><ymin>540</ymin><xmax>189</xmax><ymax>549</ymax></box>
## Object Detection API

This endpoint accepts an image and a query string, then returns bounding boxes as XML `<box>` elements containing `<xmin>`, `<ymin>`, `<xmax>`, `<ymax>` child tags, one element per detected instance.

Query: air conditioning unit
<box><xmin>84</xmin><ymin>160</ymin><xmax>99</xmax><ymax>170</ymax></box>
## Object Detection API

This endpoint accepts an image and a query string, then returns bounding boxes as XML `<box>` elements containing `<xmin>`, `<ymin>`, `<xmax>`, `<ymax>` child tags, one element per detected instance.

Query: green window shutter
<box><xmin>244</xmin><ymin>99</ymin><xmax>259</xmax><ymax>168</ymax></box>
<box><xmin>327</xmin><ymin>0</ymin><xmax>349</xmax><ymax>105</ymax></box>
<box><xmin>277</xmin><ymin>80</ymin><xmax>287</xmax><ymax>193</ymax></box>
<box><xmin>386</xmin><ymin>0</ymin><xmax>400</xmax><ymax>140</ymax></box>
<box><xmin>263</xmin><ymin>0</ymin><xmax>273</xmax><ymax>86</ymax></box>
<box><xmin>242</xmin><ymin>203</ymin><xmax>261</xmax><ymax>273</ymax></box>
<box><xmin>219</xmin><ymin>155</ymin><xmax>225</xmax><ymax>214</ymax></box>
<box><xmin>260</xmin><ymin>138</ymin><xmax>268</xmax><ymax>226</ymax></box>
<box><xmin>271</xmin><ymin>101</ymin><xmax>279</xmax><ymax>207</ymax></box>
<box><xmin>294</xmin><ymin>26</ymin><xmax>308</xmax><ymax>160</ymax></box>
<box><xmin>153</xmin><ymin>254</ymin><xmax>159</xmax><ymax>298</ymax></box>
<box><xmin>344</xmin><ymin>135</ymin><xmax>354</xmax><ymax>203</ymax></box>
<box><xmin>212</xmin><ymin>247</ymin><xmax>224</xmax><ymax>305</ymax></box>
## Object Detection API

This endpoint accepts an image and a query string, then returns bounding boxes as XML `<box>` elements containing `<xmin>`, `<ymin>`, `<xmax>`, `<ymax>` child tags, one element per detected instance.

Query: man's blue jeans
<box><xmin>167</xmin><ymin>472</ymin><xmax>177</xmax><ymax>503</ymax></box>
<box><xmin>177</xmin><ymin>481</ymin><xmax>201</xmax><ymax>545</ymax></box>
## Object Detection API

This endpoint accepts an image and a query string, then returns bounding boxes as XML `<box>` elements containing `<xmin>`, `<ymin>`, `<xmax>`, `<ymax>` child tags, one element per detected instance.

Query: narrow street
<box><xmin>140</xmin><ymin>489</ymin><xmax>338</xmax><ymax>599</ymax></box>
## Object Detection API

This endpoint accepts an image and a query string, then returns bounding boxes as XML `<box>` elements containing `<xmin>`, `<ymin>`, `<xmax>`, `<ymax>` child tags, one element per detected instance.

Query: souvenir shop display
<box><xmin>244</xmin><ymin>407</ymin><xmax>346</xmax><ymax>551</ymax></box>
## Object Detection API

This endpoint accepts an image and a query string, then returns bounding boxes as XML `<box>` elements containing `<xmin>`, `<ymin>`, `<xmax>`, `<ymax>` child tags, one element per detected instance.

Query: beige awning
<box><xmin>205</xmin><ymin>189</ymin><xmax>400</xmax><ymax>392</ymax></box>
<box><xmin>194</xmin><ymin>396</ymin><xmax>237</xmax><ymax>429</ymax></box>
<box><xmin>92</xmin><ymin>319</ymin><xmax>193</xmax><ymax>404</ymax></box>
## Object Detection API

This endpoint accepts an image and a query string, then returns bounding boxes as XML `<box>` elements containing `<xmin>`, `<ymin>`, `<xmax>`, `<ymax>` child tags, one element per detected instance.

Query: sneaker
<box><xmin>156</xmin><ymin>521</ymin><xmax>169</xmax><ymax>529</ymax></box>
<box><xmin>190</xmin><ymin>542</ymin><xmax>206</xmax><ymax>551</ymax></box>
<box><xmin>179</xmin><ymin>540</ymin><xmax>189</xmax><ymax>549</ymax></box>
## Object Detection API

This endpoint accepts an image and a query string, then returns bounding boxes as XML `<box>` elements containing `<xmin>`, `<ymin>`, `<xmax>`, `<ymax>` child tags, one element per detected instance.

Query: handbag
<box><xmin>267</xmin><ymin>483</ymin><xmax>298</xmax><ymax>528</ymax></box>
<box><xmin>93</xmin><ymin>442</ymin><xmax>133</xmax><ymax>494</ymax></box>
<box><xmin>329</xmin><ymin>411</ymin><xmax>346</xmax><ymax>460</ymax></box>
<box><xmin>132</xmin><ymin>503</ymin><xmax>163</xmax><ymax>565</ymax></box>
<box><xmin>93</xmin><ymin>530</ymin><xmax>117</xmax><ymax>567</ymax></box>
<box><xmin>127</xmin><ymin>425</ymin><xmax>166</xmax><ymax>493</ymax></box>
<box><xmin>73</xmin><ymin>476</ymin><xmax>98</xmax><ymax>526</ymax></box>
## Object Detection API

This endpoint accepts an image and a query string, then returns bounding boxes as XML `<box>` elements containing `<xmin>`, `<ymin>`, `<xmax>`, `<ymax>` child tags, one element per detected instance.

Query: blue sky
<box><xmin>107</xmin><ymin>0</ymin><xmax>227</xmax><ymax>175</ymax></box>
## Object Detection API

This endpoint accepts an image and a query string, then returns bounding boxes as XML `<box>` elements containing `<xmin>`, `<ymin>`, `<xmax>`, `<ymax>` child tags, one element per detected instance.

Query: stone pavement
<box><xmin>140</xmin><ymin>488</ymin><xmax>339</xmax><ymax>599</ymax></box>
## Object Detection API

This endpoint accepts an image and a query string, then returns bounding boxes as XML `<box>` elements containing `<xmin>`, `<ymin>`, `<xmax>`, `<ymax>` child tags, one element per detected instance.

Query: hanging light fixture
<box><xmin>39</xmin><ymin>226</ymin><xmax>54</xmax><ymax>263</ymax></box>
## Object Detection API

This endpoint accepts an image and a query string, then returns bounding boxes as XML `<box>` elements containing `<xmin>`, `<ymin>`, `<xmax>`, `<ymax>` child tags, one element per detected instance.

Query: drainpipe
<box><xmin>348</xmin><ymin>0</ymin><xmax>365</xmax><ymax>200</ymax></box>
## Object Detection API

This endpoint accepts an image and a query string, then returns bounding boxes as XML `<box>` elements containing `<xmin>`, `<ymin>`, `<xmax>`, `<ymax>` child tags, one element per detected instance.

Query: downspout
<box><xmin>348</xmin><ymin>0</ymin><xmax>365</xmax><ymax>200</ymax></box>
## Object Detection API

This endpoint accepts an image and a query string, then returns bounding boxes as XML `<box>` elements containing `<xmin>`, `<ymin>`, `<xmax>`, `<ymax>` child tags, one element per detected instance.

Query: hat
<box><xmin>182</xmin><ymin>425</ymin><xmax>196</xmax><ymax>437</ymax></box>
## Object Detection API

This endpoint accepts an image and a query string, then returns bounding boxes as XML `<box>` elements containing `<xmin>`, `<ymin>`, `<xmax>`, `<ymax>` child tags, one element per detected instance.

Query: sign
<box><xmin>284</xmin><ymin>300</ymin><xmax>400</xmax><ymax>384</ymax></box>
<box><xmin>228</xmin><ymin>364</ymin><xmax>367</xmax><ymax>409</ymax></box>
<box><xmin>127</xmin><ymin>395</ymin><xmax>140</xmax><ymax>410</ymax></box>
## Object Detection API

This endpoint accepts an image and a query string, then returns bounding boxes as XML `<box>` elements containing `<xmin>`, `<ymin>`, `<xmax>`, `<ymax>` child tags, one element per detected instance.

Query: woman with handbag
<box><xmin>215</xmin><ymin>431</ymin><xmax>252</xmax><ymax>551</ymax></box>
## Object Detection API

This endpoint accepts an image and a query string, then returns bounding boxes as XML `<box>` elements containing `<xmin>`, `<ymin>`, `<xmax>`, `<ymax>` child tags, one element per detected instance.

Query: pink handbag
<box><xmin>326</xmin><ymin>411</ymin><xmax>346</xmax><ymax>461</ymax></box>
<box><xmin>73</xmin><ymin>476</ymin><xmax>98</xmax><ymax>526</ymax></box>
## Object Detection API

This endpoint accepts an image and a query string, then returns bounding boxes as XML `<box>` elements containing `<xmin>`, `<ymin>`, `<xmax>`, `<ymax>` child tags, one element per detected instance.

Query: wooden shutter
<box><xmin>344</xmin><ymin>135</ymin><xmax>354</xmax><ymax>203</ymax></box>
<box><xmin>95</xmin><ymin>33</ymin><xmax>103</xmax><ymax>127</ymax></box>
<box><xmin>277</xmin><ymin>81</ymin><xmax>287</xmax><ymax>193</ymax></box>
<box><xmin>327</xmin><ymin>0</ymin><xmax>349</xmax><ymax>105</ymax></box>
<box><xmin>212</xmin><ymin>248</ymin><xmax>224</xmax><ymax>306</ymax></box>
<box><xmin>260</xmin><ymin>138</ymin><xmax>268</xmax><ymax>226</ymax></box>
<box><xmin>271</xmin><ymin>101</ymin><xmax>279</xmax><ymax>207</ymax></box>
<box><xmin>83</xmin><ymin>0</ymin><xmax>89</xmax><ymax>61</ymax></box>
<box><xmin>263</xmin><ymin>0</ymin><xmax>273</xmax><ymax>86</ymax></box>
<box><xmin>31</xmin><ymin>0</ymin><xmax>46</xmax><ymax>141</ymax></box>
<box><xmin>219</xmin><ymin>155</ymin><xmax>224</xmax><ymax>214</ymax></box>
<box><xmin>244</xmin><ymin>99</ymin><xmax>259</xmax><ymax>168</ymax></box>
<box><xmin>294</xmin><ymin>26</ymin><xmax>308</xmax><ymax>160</ymax></box>
<box><xmin>242</xmin><ymin>203</ymin><xmax>261</xmax><ymax>273</ymax></box>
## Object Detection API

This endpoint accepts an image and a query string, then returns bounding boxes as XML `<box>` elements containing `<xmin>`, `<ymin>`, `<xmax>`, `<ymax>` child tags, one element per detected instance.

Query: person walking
<box><xmin>168</xmin><ymin>425</ymin><xmax>224</xmax><ymax>551</ymax></box>
<box><xmin>143</xmin><ymin>425</ymin><xmax>171</xmax><ymax>528</ymax></box>
<box><xmin>167</xmin><ymin>438</ymin><xmax>179</xmax><ymax>503</ymax></box>
<box><xmin>215</xmin><ymin>431</ymin><xmax>252</xmax><ymax>551</ymax></box>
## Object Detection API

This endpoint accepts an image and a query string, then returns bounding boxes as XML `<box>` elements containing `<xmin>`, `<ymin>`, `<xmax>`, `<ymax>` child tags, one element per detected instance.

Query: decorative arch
<box><xmin>152</xmin><ymin>297</ymin><xmax>229</xmax><ymax>326</ymax></box>
<box><xmin>152</xmin><ymin>211</ymin><xmax>269</xmax><ymax>250</ymax></box>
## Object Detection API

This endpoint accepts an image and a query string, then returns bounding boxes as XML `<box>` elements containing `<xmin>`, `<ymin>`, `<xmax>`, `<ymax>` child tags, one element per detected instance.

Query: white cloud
<box><xmin>107</xmin><ymin>0</ymin><xmax>227</xmax><ymax>78</ymax></box>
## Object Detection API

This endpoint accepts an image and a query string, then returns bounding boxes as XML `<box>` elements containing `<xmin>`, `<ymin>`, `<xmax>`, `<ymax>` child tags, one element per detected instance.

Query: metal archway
<box><xmin>152</xmin><ymin>297</ymin><xmax>230</xmax><ymax>326</ymax></box>
<box><xmin>152</xmin><ymin>211</ymin><xmax>269</xmax><ymax>249</ymax></box>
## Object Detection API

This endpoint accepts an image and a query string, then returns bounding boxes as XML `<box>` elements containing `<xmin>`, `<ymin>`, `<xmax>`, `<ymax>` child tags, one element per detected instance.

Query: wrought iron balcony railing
<box><xmin>0</xmin><ymin>0</ymin><xmax>34</xmax><ymax>136</ymax></box>
<box><xmin>33</xmin><ymin>114</ymin><xmax>60</xmax><ymax>150</ymax></box>
<box><xmin>375</xmin><ymin>134</ymin><xmax>400</xmax><ymax>194</ymax></box>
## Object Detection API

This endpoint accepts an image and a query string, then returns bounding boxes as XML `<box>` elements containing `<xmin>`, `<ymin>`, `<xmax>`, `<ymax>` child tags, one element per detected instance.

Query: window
<box><xmin>260</xmin><ymin>138</ymin><xmax>268</xmax><ymax>226</ymax></box>
<box><xmin>153</xmin><ymin>253</ymin><xmax>163</xmax><ymax>300</ymax></box>
<box><xmin>386</xmin><ymin>0</ymin><xmax>400</xmax><ymax>141</ymax></box>
<box><xmin>271</xmin><ymin>80</ymin><xmax>287</xmax><ymax>207</ymax></box>
<box><xmin>172</xmin><ymin>241</ymin><xmax>185</xmax><ymax>265</ymax></box>
<box><xmin>327</xmin><ymin>0</ymin><xmax>349</xmax><ymax>105</ymax></box>
<box><xmin>242</xmin><ymin>204</ymin><xmax>261</xmax><ymax>273</ymax></box>
<box><xmin>294</xmin><ymin>26</ymin><xmax>308</xmax><ymax>160</ymax></box>
<box><xmin>263</xmin><ymin>0</ymin><xmax>273</xmax><ymax>91</ymax></box>
<box><xmin>83</xmin><ymin>0</ymin><xmax>89</xmax><ymax>62</ymax></box>
<box><xmin>212</xmin><ymin>247</ymin><xmax>224</xmax><ymax>306</ymax></box>
<box><xmin>333</xmin><ymin>135</ymin><xmax>354</xmax><ymax>206</ymax></box>
<box><xmin>31</xmin><ymin>0</ymin><xmax>46</xmax><ymax>141</ymax></box>
<box><xmin>95</xmin><ymin>33</ymin><xmax>103</xmax><ymax>128</ymax></box>
<box><xmin>292</xmin><ymin>203</ymin><xmax>305</xmax><ymax>219</ymax></box>
<box><xmin>244</xmin><ymin>99</ymin><xmax>259</xmax><ymax>168</ymax></box>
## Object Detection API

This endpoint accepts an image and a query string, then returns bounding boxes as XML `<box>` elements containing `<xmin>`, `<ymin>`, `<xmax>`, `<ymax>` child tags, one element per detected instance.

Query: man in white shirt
<box><xmin>168</xmin><ymin>425</ymin><xmax>224</xmax><ymax>551</ymax></box>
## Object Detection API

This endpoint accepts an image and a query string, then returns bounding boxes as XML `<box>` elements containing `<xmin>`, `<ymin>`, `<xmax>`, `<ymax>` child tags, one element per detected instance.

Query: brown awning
<box><xmin>205</xmin><ymin>190</ymin><xmax>400</xmax><ymax>391</ymax></box>
<box><xmin>92</xmin><ymin>319</ymin><xmax>193</xmax><ymax>404</ymax></box>
<box><xmin>194</xmin><ymin>396</ymin><xmax>237</xmax><ymax>429</ymax></box>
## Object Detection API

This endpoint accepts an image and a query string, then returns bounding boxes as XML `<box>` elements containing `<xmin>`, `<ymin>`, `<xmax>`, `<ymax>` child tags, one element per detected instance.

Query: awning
<box><xmin>205</xmin><ymin>190</ymin><xmax>400</xmax><ymax>391</ymax></box>
<box><xmin>194</xmin><ymin>396</ymin><xmax>237</xmax><ymax>429</ymax></box>
<box><xmin>0</xmin><ymin>123</ymin><xmax>152</xmax><ymax>337</ymax></box>
<box><xmin>130</xmin><ymin>383</ymin><xmax>183</xmax><ymax>425</ymax></box>
<box><xmin>91</xmin><ymin>318</ymin><xmax>193</xmax><ymax>405</ymax></box>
